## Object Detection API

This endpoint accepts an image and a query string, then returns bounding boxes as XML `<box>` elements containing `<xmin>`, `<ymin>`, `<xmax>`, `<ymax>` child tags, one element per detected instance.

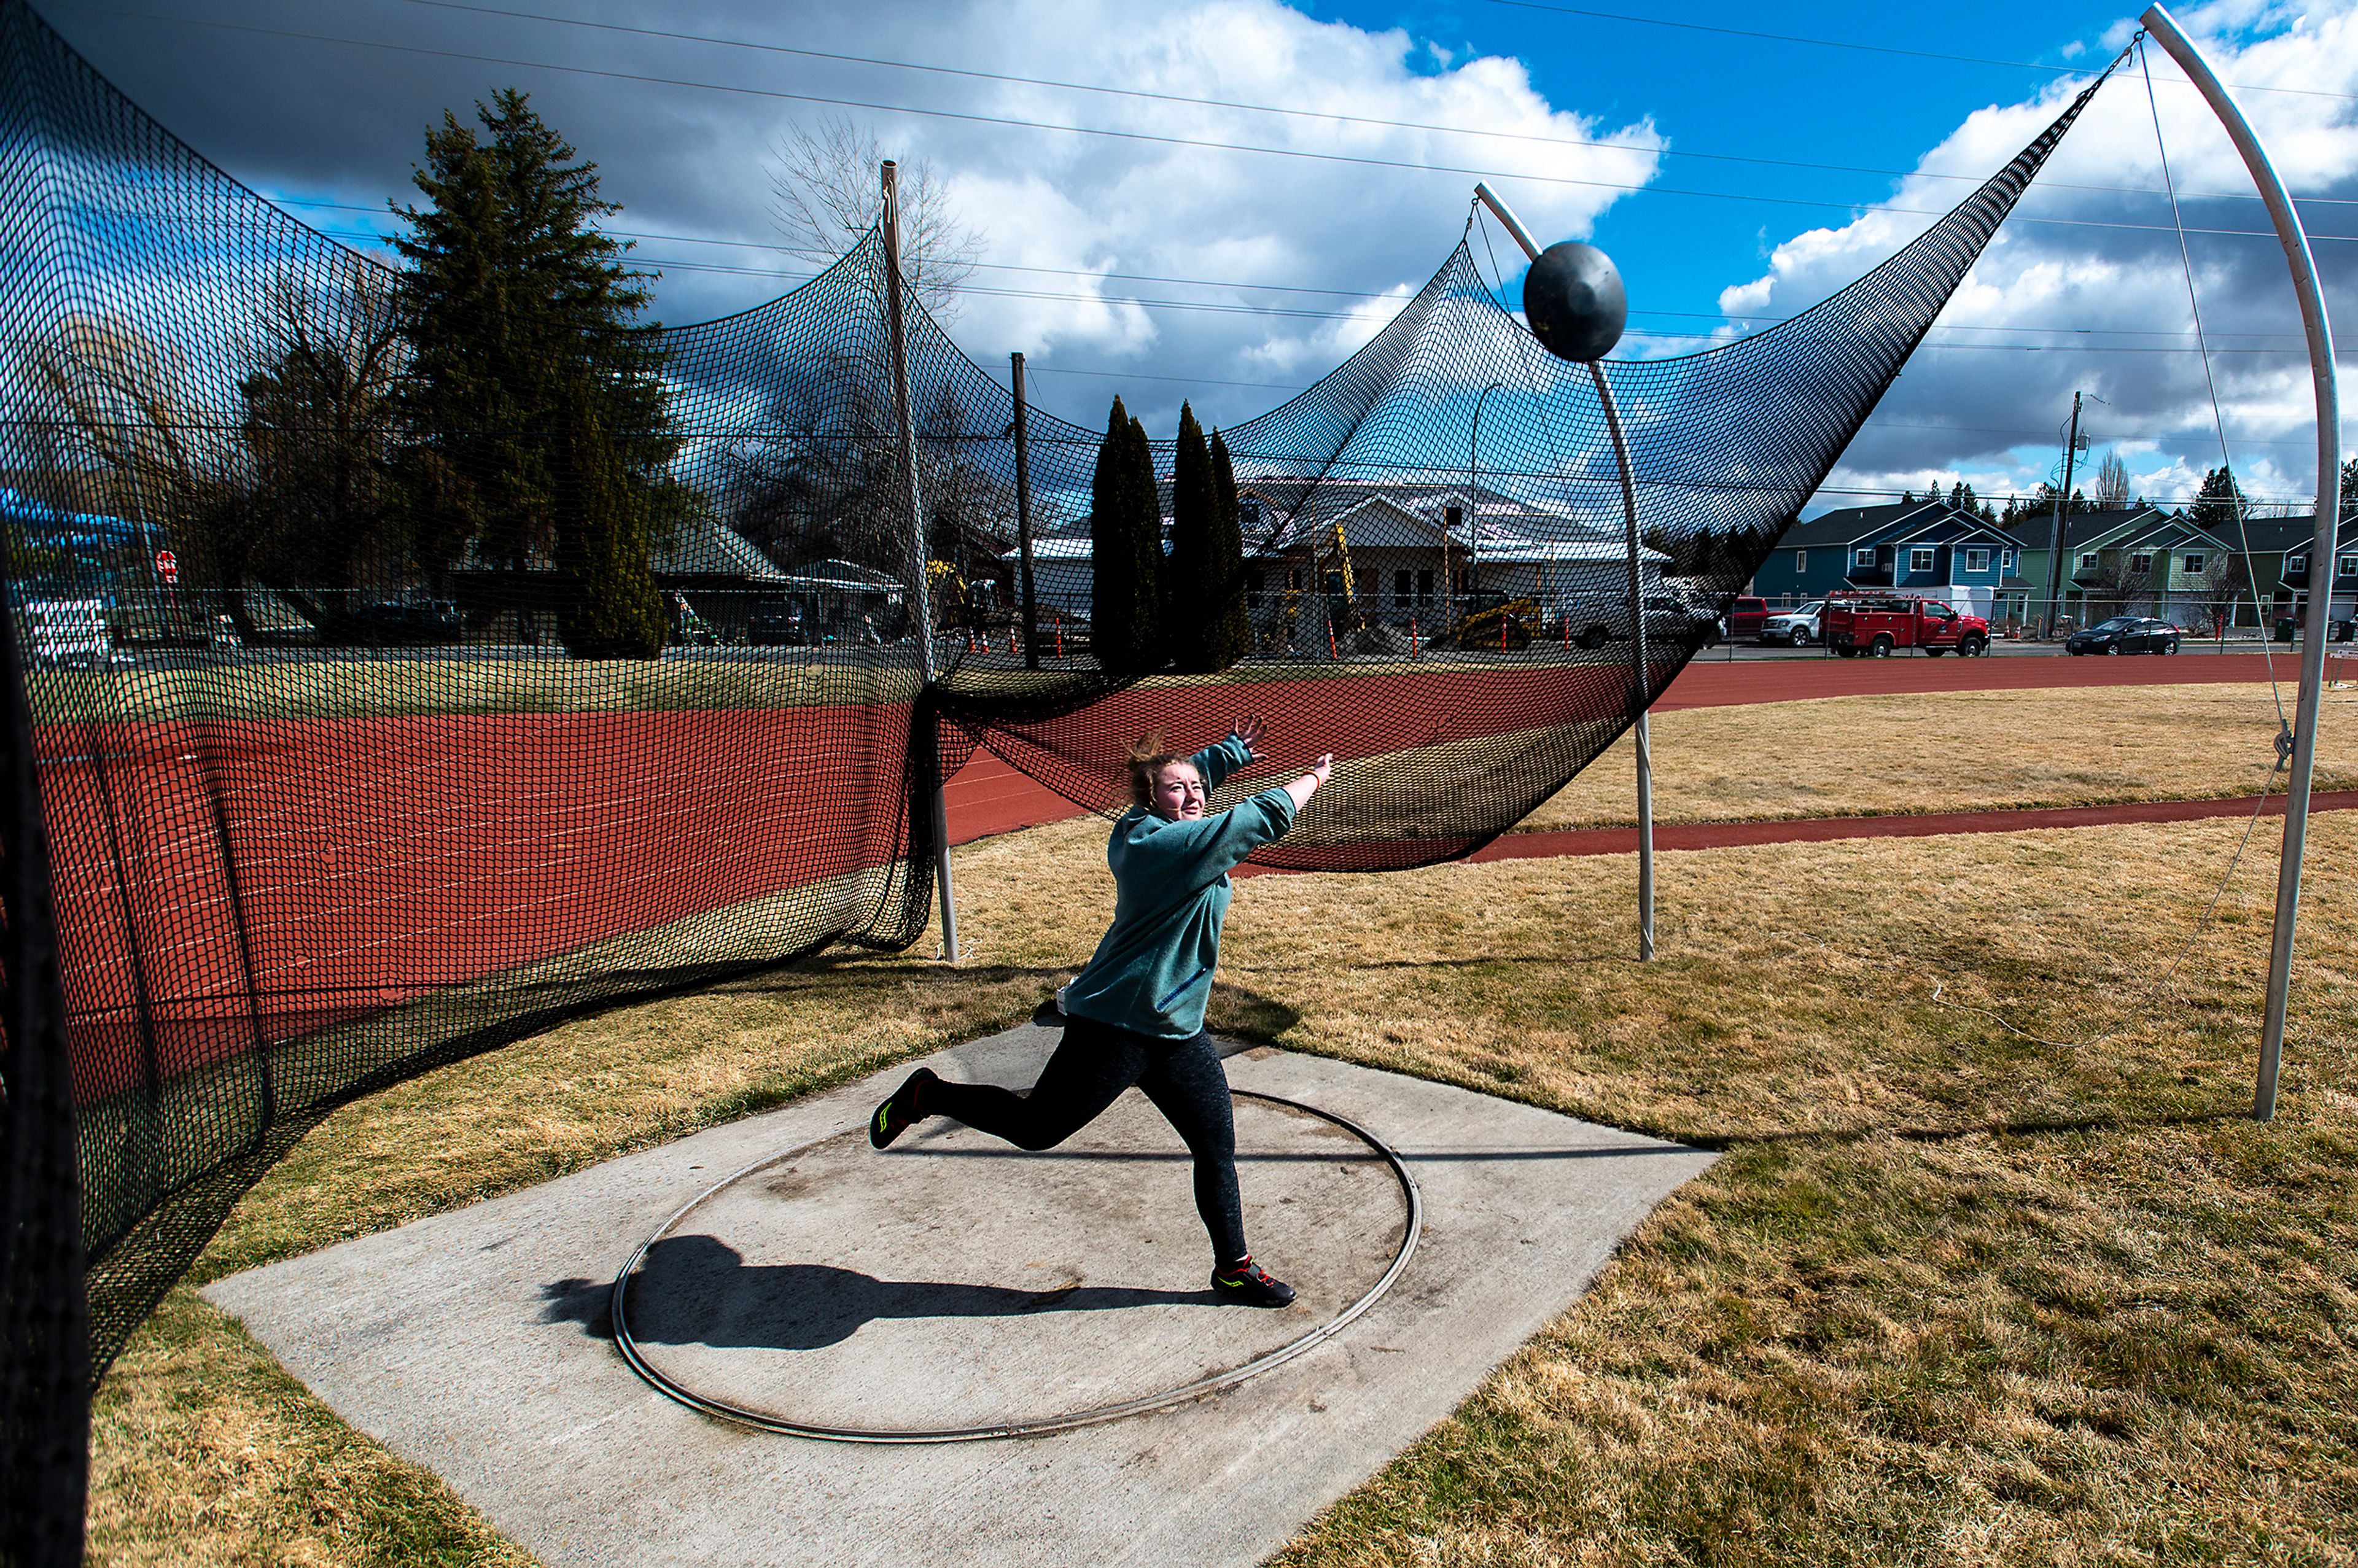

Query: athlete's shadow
<box><xmin>542</xmin><ymin>1234</ymin><xmax>1214</xmax><ymax>1350</ymax></box>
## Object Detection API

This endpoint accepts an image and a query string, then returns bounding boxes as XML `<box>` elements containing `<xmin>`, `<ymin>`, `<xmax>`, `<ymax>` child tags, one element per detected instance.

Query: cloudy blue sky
<box><xmin>39</xmin><ymin>0</ymin><xmax>2358</xmax><ymax>514</ymax></box>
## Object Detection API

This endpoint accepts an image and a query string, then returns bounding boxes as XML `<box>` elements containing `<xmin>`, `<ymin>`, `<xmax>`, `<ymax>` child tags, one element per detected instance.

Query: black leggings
<box><xmin>922</xmin><ymin>1015</ymin><xmax>1247</xmax><ymax>1265</ymax></box>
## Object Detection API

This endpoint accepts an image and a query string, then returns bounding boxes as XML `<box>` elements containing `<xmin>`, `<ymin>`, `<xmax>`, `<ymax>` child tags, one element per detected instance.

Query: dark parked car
<box><xmin>747</xmin><ymin>597</ymin><xmax>814</xmax><ymax>646</ymax></box>
<box><xmin>355</xmin><ymin>599</ymin><xmax>462</xmax><ymax>644</ymax></box>
<box><xmin>2066</xmin><ymin>615</ymin><xmax>2179</xmax><ymax>655</ymax></box>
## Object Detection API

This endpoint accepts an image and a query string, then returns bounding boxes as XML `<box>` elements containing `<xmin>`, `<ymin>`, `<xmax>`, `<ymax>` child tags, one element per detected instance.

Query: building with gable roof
<box><xmin>1006</xmin><ymin>478</ymin><xmax>1670</xmax><ymax>649</ymax></box>
<box><xmin>1753</xmin><ymin>499</ymin><xmax>2020</xmax><ymax>618</ymax></box>
<box><xmin>2002</xmin><ymin>506</ymin><xmax>2239</xmax><ymax>629</ymax></box>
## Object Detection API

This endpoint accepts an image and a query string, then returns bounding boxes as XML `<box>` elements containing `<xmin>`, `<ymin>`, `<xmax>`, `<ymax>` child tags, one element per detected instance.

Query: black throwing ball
<box><xmin>1522</xmin><ymin>241</ymin><xmax>1627</xmax><ymax>362</ymax></box>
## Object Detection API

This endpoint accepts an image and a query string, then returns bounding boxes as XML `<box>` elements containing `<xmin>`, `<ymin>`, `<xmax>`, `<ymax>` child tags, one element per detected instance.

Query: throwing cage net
<box><xmin>0</xmin><ymin>0</ymin><xmax>2117</xmax><ymax>1546</ymax></box>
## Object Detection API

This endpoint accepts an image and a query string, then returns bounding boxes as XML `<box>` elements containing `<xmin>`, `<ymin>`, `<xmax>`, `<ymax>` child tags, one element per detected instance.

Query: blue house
<box><xmin>1753</xmin><ymin>500</ymin><xmax>2020</xmax><ymax>618</ymax></box>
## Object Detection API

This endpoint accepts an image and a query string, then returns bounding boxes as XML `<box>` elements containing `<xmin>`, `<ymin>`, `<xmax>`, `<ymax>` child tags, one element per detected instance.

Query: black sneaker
<box><xmin>1211</xmin><ymin>1256</ymin><xmax>1296</xmax><ymax>1308</ymax></box>
<box><xmin>868</xmin><ymin>1068</ymin><xmax>939</xmax><ymax>1150</ymax></box>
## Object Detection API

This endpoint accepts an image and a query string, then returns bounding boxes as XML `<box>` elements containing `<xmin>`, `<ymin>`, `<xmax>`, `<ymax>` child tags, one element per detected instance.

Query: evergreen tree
<box><xmin>2340</xmin><ymin>456</ymin><xmax>2357</xmax><ymax>522</ymax></box>
<box><xmin>1160</xmin><ymin>406</ymin><xmax>1251</xmax><ymax>673</ymax></box>
<box><xmin>554</xmin><ymin>376</ymin><xmax>666</xmax><ymax>657</ymax></box>
<box><xmin>1165</xmin><ymin>403</ymin><xmax>1218</xmax><ymax>672</ymax></box>
<box><xmin>1089</xmin><ymin>397</ymin><xmax>1162</xmax><ymax>672</ymax></box>
<box><xmin>391</xmin><ymin>88</ymin><xmax>675</xmax><ymax>656</ymax></box>
<box><xmin>1202</xmin><ymin>429</ymin><xmax>1251</xmax><ymax>670</ymax></box>
<box><xmin>2187</xmin><ymin>465</ymin><xmax>2248</xmax><ymax>533</ymax></box>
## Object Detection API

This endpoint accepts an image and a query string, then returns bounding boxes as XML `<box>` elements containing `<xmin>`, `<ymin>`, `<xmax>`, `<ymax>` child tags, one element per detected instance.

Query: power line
<box><xmin>303</xmin><ymin>218</ymin><xmax>2340</xmax><ymax>351</ymax></box>
<box><xmin>278</xmin><ymin>195</ymin><xmax>2348</xmax><ymax>335</ymax></box>
<box><xmin>53</xmin><ymin>4</ymin><xmax>2357</xmax><ymax>247</ymax></box>
<box><xmin>359</xmin><ymin>0</ymin><xmax>2358</xmax><ymax>203</ymax></box>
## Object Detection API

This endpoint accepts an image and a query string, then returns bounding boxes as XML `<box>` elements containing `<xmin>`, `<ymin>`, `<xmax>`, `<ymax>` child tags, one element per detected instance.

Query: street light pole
<box><xmin>1468</xmin><ymin>380</ymin><xmax>1504</xmax><ymax>613</ymax></box>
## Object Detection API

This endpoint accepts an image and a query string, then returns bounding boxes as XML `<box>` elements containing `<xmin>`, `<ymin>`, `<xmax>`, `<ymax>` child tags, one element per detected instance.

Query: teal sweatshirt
<box><xmin>1060</xmin><ymin>734</ymin><xmax>1298</xmax><ymax>1040</ymax></box>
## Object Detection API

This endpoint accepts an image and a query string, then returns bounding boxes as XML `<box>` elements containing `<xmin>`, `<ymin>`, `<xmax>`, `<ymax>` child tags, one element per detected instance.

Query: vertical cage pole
<box><xmin>1479</xmin><ymin>179</ymin><xmax>1656</xmax><ymax>960</ymax></box>
<box><xmin>2142</xmin><ymin>5</ymin><xmax>2339</xmax><ymax>1120</ymax></box>
<box><xmin>882</xmin><ymin>161</ymin><xmax>957</xmax><ymax>961</ymax></box>
<box><xmin>1012</xmin><ymin>351</ymin><xmax>1038</xmax><ymax>670</ymax></box>
<box><xmin>1592</xmin><ymin>365</ymin><xmax>1655</xmax><ymax>962</ymax></box>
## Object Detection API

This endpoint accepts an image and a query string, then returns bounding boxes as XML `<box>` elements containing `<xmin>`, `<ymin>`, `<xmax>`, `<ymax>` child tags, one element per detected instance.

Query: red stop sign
<box><xmin>155</xmin><ymin>548</ymin><xmax>177</xmax><ymax>584</ymax></box>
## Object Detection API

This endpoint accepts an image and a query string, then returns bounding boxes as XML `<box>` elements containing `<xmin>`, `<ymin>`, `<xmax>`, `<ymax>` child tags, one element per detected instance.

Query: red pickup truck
<box><xmin>1823</xmin><ymin>593</ymin><xmax>1991</xmax><ymax>658</ymax></box>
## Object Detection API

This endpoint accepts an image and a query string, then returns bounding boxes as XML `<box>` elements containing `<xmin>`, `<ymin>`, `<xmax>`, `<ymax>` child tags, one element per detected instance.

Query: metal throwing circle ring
<box><xmin>609</xmin><ymin>1088</ymin><xmax>1423</xmax><ymax>1443</ymax></box>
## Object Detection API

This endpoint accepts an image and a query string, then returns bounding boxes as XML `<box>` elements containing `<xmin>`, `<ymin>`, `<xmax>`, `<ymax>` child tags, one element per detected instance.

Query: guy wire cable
<box><xmin>1923</xmin><ymin>45</ymin><xmax>2302</xmax><ymax>1051</ymax></box>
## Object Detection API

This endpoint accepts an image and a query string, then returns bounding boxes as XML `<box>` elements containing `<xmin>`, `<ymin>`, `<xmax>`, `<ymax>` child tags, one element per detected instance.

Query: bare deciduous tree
<box><xmin>769</xmin><ymin>117</ymin><xmax>983</xmax><ymax>318</ymax></box>
<box><xmin>2095</xmin><ymin>449</ymin><xmax>2130</xmax><ymax>510</ymax></box>
<box><xmin>2189</xmin><ymin>549</ymin><xmax>2252</xmax><ymax>637</ymax></box>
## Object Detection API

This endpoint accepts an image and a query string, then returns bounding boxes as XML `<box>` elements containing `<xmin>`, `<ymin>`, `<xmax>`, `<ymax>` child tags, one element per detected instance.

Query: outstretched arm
<box><xmin>1190</xmin><ymin>714</ymin><xmax>1267</xmax><ymax>794</ymax></box>
<box><xmin>1283</xmin><ymin>754</ymin><xmax>1333</xmax><ymax>815</ymax></box>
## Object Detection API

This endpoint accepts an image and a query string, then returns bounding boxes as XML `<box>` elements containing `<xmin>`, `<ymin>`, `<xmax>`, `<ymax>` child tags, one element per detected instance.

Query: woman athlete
<box><xmin>868</xmin><ymin>717</ymin><xmax>1330</xmax><ymax>1308</ymax></box>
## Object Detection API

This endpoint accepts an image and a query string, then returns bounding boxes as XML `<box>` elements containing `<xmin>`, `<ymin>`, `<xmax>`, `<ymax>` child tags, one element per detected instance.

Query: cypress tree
<box><xmin>1089</xmin><ymin>397</ymin><xmax>1162</xmax><ymax>672</ymax></box>
<box><xmin>1165</xmin><ymin>403</ymin><xmax>1216</xmax><ymax>672</ymax></box>
<box><xmin>1202</xmin><ymin>429</ymin><xmax>1251</xmax><ymax>670</ymax></box>
<box><xmin>391</xmin><ymin>88</ymin><xmax>675</xmax><ymax>656</ymax></box>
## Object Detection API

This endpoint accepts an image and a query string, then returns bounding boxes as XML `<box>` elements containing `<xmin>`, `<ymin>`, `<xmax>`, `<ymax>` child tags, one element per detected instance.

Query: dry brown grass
<box><xmin>1523</xmin><ymin>680</ymin><xmax>2358</xmax><ymax>831</ymax></box>
<box><xmin>88</xmin><ymin>683</ymin><xmax>2358</xmax><ymax>1566</ymax></box>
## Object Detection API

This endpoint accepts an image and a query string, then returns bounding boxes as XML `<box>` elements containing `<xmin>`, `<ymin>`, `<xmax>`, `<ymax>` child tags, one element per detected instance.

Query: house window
<box><xmin>2289</xmin><ymin>554</ymin><xmax>2308</xmax><ymax>576</ymax></box>
<box><xmin>2340</xmin><ymin>554</ymin><xmax>2357</xmax><ymax>578</ymax></box>
<box><xmin>1964</xmin><ymin>548</ymin><xmax>1991</xmax><ymax>573</ymax></box>
<box><xmin>2129</xmin><ymin>552</ymin><xmax>2154</xmax><ymax>574</ymax></box>
<box><xmin>1394</xmin><ymin>569</ymin><xmax>1412</xmax><ymax>608</ymax></box>
<box><xmin>2079</xmin><ymin>552</ymin><xmax>2101</xmax><ymax>571</ymax></box>
<box><xmin>1853</xmin><ymin>546</ymin><xmax>1876</xmax><ymax>567</ymax></box>
<box><xmin>2182</xmin><ymin>552</ymin><xmax>2206</xmax><ymax>576</ymax></box>
<box><xmin>1795</xmin><ymin>549</ymin><xmax>1807</xmax><ymax>573</ymax></box>
<box><xmin>1444</xmin><ymin>505</ymin><xmax>1464</xmax><ymax>533</ymax></box>
<box><xmin>1244</xmin><ymin>570</ymin><xmax>1265</xmax><ymax>608</ymax></box>
<box><xmin>1910</xmin><ymin>546</ymin><xmax>1936</xmax><ymax>572</ymax></box>
<box><xmin>1239</xmin><ymin>497</ymin><xmax>1263</xmax><ymax>534</ymax></box>
<box><xmin>1416</xmin><ymin>569</ymin><xmax>1434</xmax><ymax>606</ymax></box>
<box><xmin>2002</xmin><ymin>548</ymin><xmax>2015</xmax><ymax>572</ymax></box>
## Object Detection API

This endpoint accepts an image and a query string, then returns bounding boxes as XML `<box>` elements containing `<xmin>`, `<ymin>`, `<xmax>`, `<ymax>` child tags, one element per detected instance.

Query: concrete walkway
<box><xmin>204</xmin><ymin>1023</ymin><xmax>1713</xmax><ymax>1568</ymax></box>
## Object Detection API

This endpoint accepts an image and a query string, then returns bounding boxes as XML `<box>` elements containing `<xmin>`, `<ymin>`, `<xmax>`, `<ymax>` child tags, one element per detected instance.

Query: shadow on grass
<box><xmin>1687</xmin><ymin>1106</ymin><xmax>2253</xmax><ymax>1152</ymax></box>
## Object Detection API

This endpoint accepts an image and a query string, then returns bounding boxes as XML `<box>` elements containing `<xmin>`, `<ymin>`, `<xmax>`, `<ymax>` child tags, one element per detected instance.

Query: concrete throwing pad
<box><xmin>617</xmin><ymin>1090</ymin><xmax>1417</xmax><ymax>1438</ymax></box>
<box><xmin>204</xmin><ymin>1025</ymin><xmax>1714</xmax><ymax>1568</ymax></box>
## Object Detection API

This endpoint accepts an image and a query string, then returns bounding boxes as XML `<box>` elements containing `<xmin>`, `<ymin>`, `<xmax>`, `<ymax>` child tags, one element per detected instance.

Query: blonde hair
<box><xmin>1126</xmin><ymin>729</ymin><xmax>1197</xmax><ymax>811</ymax></box>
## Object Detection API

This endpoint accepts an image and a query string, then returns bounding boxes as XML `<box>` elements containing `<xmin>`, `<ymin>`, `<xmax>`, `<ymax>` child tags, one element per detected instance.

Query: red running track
<box><xmin>43</xmin><ymin>650</ymin><xmax>2281</xmax><ymax>1100</ymax></box>
<box><xmin>43</xmin><ymin>704</ymin><xmax>913</xmax><ymax>1100</ymax></box>
<box><xmin>944</xmin><ymin>651</ymin><xmax>2286</xmax><ymax>844</ymax></box>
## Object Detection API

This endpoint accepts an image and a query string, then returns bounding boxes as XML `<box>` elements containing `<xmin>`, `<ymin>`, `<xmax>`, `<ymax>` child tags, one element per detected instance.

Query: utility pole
<box><xmin>2041</xmin><ymin>390</ymin><xmax>2084</xmax><ymax>639</ymax></box>
<box><xmin>1011</xmin><ymin>351</ymin><xmax>1038</xmax><ymax>669</ymax></box>
<box><xmin>883</xmin><ymin>161</ymin><xmax>958</xmax><ymax>962</ymax></box>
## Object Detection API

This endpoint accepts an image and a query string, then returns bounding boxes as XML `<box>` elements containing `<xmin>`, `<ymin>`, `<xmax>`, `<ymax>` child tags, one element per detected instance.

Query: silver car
<box><xmin>1759</xmin><ymin>600</ymin><xmax>1824</xmax><ymax>646</ymax></box>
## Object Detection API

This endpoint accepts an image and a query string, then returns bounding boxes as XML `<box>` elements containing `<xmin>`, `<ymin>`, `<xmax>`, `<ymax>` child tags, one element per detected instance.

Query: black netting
<box><xmin>1</xmin><ymin>539</ymin><xmax>86</xmax><ymax>1568</ymax></box>
<box><xmin>0</xmin><ymin>0</ymin><xmax>2114</xmax><ymax>1509</ymax></box>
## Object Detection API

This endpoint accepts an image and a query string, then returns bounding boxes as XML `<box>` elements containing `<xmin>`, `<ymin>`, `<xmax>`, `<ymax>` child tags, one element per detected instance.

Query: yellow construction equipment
<box><xmin>1430</xmin><ymin>586</ymin><xmax>1539</xmax><ymax>651</ymax></box>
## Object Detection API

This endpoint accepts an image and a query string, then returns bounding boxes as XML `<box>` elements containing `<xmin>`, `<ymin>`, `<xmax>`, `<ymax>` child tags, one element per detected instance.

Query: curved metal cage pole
<box><xmin>1477</xmin><ymin>181</ymin><xmax>1655</xmax><ymax>961</ymax></box>
<box><xmin>2142</xmin><ymin>6</ymin><xmax>2341</xmax><ymax>1121</ymax></box>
